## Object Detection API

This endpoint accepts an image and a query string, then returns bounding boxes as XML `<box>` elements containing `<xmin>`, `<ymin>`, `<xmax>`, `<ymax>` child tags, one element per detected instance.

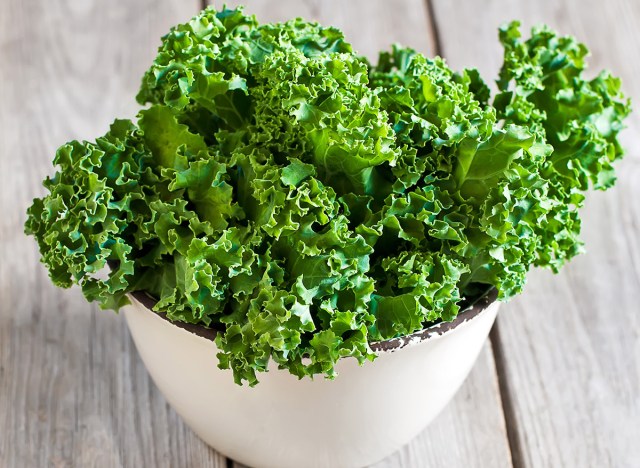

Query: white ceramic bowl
<box><xmin>123</xmin><ymin>291</ymin><xmax>499</xmax><ymax>468</ymax></box>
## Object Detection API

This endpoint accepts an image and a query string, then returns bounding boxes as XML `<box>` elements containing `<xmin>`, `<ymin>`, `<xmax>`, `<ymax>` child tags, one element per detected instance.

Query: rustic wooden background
<box><xmin>1</xmin><ymin>0</ymin><xmax>638</xmax><ymax>467</ymax></box>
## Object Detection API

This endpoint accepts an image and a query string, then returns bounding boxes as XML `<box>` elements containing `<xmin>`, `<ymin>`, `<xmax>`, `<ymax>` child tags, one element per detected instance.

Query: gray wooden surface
<box><xmin>0</xmin><ymin>0</ymin><xmax>637</xmax><ymax>467</ymax></box>
<box><xmin>430</xmin><ymin>1</ymin><xmax>640</xmax><ymax>466</ymax></box>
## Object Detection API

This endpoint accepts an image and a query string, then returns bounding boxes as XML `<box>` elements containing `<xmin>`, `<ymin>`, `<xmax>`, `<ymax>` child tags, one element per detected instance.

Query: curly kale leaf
<box><xmin>26</xmin><ymin>8</ymin><xmax>630</xmax><ymax>385</ymax></box>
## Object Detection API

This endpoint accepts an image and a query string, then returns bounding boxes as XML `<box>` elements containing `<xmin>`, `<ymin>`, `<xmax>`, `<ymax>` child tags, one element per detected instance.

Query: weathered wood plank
<box><xmin>430</xmin><ymin>1</ymin><xmax>640</xmax><ymax>466</ymax></box>
<box><xmin>0</xmin><ymin>1</ymin><xmax>228</xmax><ymax>467</ymax></box>
<box><xmin>209</xmin><ymin>1</ymin><xmax>513</xmax><ymax>466</ymax></box>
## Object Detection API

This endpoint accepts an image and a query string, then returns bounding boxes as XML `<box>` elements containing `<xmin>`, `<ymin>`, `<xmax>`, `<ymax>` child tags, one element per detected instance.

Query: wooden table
<box><xmin>1</xmin><ymin>1</ymin><xmax>638</xmax><ymax>466</ymax></box>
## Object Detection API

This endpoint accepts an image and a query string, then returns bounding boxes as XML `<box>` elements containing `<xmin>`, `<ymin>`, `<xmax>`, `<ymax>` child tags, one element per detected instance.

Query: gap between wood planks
<box><xmin>422</xmin><ymin>0</ymin><xmax>522</xmax><ymax>466</ymax></box>
<box><xmin>489</xmin><ymin>325</ymin><xmax>525</xmax><ymax>468</ymax></box>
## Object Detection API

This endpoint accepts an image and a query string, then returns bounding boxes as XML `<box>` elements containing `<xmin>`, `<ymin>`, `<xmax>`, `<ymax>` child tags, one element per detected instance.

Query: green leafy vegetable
<box><xmin>25</xmin><ymin>8</ymin><xmax>630</xmax><ymax>385</ymax></box>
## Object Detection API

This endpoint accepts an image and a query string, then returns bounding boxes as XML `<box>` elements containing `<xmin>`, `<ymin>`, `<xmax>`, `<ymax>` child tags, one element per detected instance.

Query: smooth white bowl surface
<box><xmin>124</xmin><ymin>296</ymin><xmax>499</xmax><ymax>468</ymax></box>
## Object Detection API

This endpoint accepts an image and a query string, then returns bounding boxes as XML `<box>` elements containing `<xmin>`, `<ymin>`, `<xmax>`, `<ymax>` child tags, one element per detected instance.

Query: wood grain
<box><xmin>209</xmin><ymin>1</ymin><xmax>514</xmax><ymax>466</ymax></box>
<box><xmin>0</xmin><ymin>1</ymin><xmax>227</xmax><ymax>467</ymax></box>
<box><xmin>430</xmin><ymin>0</ymin><xmax>640</xmax><ymax>466</ymax></box>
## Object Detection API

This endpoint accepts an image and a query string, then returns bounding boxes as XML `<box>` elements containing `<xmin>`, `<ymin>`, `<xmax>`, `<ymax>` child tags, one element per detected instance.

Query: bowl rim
<box><xmin>128</xmin><ymin>287</ymin><xmax>498</xmax><ymax>354</ymax></box>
